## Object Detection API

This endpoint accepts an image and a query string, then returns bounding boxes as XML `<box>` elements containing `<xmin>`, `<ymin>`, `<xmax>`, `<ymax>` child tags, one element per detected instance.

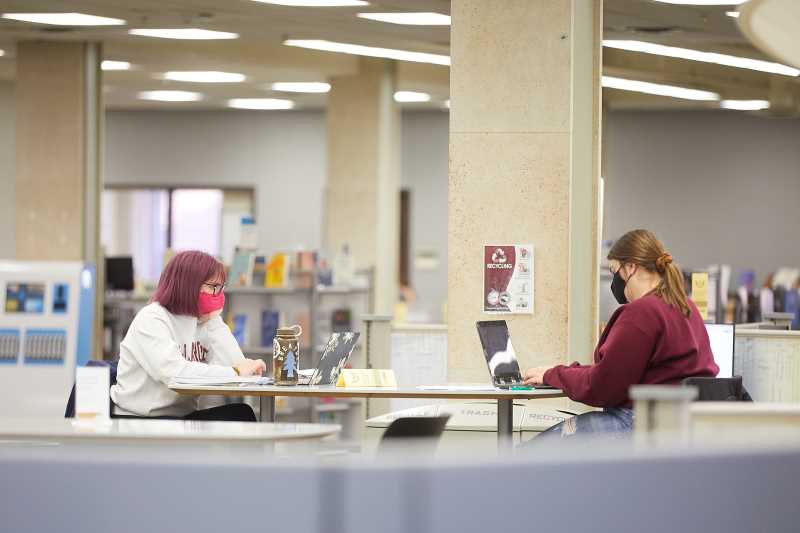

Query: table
<box><xmin>169</xmin><ymin>382</ymin><xmax>565</xmax><ymax>444</ymax></box>
<box><xmin>0</xmin><ymin>417</ymin><xmax>340</xmax><ymax>445</ymax></box>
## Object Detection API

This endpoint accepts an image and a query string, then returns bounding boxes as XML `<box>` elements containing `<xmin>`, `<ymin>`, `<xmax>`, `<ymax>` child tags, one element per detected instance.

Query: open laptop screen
<box><xmin>476</xmin><ymin>320</ymin><xmax>522</xmax><ymax>384</ymax></box>
<box><xmin>705</xmin><ymin>323</ymin><xmax>734</xmax><ymax>378</ymax></box>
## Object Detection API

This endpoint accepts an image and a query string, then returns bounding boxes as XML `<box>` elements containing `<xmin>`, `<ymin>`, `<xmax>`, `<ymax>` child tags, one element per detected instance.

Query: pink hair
<box><xmin>151</xmin><ymin>251</ymin><xmax>226</xmax><ymax>317</ymax></box>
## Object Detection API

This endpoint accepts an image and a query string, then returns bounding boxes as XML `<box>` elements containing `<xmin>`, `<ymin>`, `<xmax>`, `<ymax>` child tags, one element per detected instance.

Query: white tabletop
<box><xmin>169</xmin><ymin>382</ymin><xmax>565</xmax><ymax>400</ymax></box>
<box><xmin>0</xmin><ymin>418</ymin><xmax>340</xmax><ymax>443</ymax></box>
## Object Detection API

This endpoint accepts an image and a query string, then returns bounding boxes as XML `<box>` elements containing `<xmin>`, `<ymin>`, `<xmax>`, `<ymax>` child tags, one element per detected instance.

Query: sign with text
<box><xmin>692</xmin><ymin>272</ymin><xmax>709</xmax><ymax>320</ymax></box>
<box><xmin>483</xmin><ymin>244</ymin><xmax>534</xmax><ymax>314</ymax></box>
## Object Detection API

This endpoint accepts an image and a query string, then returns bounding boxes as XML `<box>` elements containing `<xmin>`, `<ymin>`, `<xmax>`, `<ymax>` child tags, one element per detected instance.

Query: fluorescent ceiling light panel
<box><xmin>163</xmin><ymin>71</ymin><xmax>246</xmax><ymax>83</ymax></box>
<box><xmin>1</xmin><ymin>13</ymin><xmax>126</xmax><ymax>25</ymax></box>
<box><xmin>356</xmin><ymin>12</ymin><xmax>451</xmax><ymax>25</ymax></box>
<box><xmin>603</xmin><ymin>40</ymin><xmax>800</xmax><ymax>77</ymax></box>
<box><xmin>252</xmin><ymin>0</ymin><xmax>368</xmax><ymax>5</ymax></box>
<box><xmin>653</xmin><ymin>0</ymin><xmax>748</xmax><ymax>5</ymax></box>
<box><xmin>129</xmin><ymin>29</ymin><xmax>238</xmax><ymax>40</ymax></box>
<box><xmin>138</xmin><ymin>90</ymin><xmax>203</xmax><ymax>102</ymax></box>
<box><xmin>444</xmin><ymin>99</ymin><xmax>450</xmax><ymax>109</ymax></box>
<box><xmin>725</xmin><ymin>11</ymin><xmax>740</xmax><ymax>17</ymax></box>
<box><xmin>271</xmin><ymin>82</ymin><xmax>331</xmax><ymax>93</ymax></box>
<box><xmin>394</xmin><ymin>91</ymin><xmax>431</xmax><ymax>103</ymax></box>
<box><xmin>228</xmin><ymin>98</ymin><xmax>295</xmax><ymax>110</ymax></box>
<box><xmin>601</xmin><ymin>76</ymin><xmax>719</xmax><ymax>101</ymax></box>
<box><xmin>720</xmin><ymin>99</ymin><xmax>770</xmax><ymax>110</ymax></box>
<box><xmin>284</xmin><ymin>39</ymin><xmax>450</xmax><ymax>66</ymax></box>
<box><xmin>101</xmin><ymin>60</ymin><xmax>131</xmax><ymax>71</ymax></box>
<box><xmin>0</xmin><ymin>50</ymin><xmax>5</xmax><ymax>57</ymax></box>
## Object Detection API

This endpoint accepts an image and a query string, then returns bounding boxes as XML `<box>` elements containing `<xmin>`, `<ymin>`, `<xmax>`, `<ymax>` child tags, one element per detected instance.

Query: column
<box><xmin>15</xmin><ymin>41</ymin><xmax>103</xmax><ymax>262</ymax></box>
<box><xmin>448</xmin><ymin>1</ymin><xmax>603</xmax><ymax>382</ymax></box>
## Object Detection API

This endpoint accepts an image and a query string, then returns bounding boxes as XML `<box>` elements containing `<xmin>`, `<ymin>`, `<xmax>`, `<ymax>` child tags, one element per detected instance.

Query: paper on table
<box><xmin>417</xmin><ymin>385</ymin><xmax>496</xmax><ymax>392</ymax></box>
<box><xmin>172</xmin><ymin>375</ymin><xmax>273</xmax><ymax>386</ymax></box>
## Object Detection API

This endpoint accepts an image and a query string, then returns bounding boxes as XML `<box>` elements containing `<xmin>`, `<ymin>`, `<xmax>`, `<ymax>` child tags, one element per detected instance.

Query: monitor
<box><xmin>105</xmin><ymin>256</ymin><xmax>134</xmax><ymax>292</ymax></box>
<box><xmin>705</xmin><ymin>323</ymin><xmax>734</xmax><ymax>378</ymax></box>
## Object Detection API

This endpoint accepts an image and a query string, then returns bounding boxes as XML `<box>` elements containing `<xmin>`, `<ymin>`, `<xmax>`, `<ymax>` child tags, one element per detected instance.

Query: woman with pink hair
<box><xmin>111</xmin><ymin>251</ymin><xmax>266</xmax><ymax>421</ymax></box>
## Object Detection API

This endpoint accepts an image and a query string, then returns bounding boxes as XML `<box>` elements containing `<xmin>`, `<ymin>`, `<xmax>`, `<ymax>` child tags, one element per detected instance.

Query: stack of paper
<box><xmin>171</xmin><ymin>376</ymin><xmax>273</xmax><ymax>386</ymax></box>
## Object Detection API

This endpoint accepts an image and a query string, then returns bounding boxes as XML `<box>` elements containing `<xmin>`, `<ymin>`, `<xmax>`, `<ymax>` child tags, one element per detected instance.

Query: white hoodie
<box><xmin>110</xmin><ymin>302</ymin><xmax>245</xmax><ymax>417</ymax></box>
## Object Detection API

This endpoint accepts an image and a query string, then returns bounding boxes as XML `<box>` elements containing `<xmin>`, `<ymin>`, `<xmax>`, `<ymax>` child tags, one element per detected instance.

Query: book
<box><xmin>331</xmin><ymin>308</ymin><xmax>352</xmax><ymax>333</ymax></box>
<box><xmin>266</xmin><ymin>253</ymin><xmax>289</xmax><ymax>288</ymax></box>
<box><xmin>232</xmin><ymin>314</ymin><xmax>248</xmax><ymax>346</ymax></box>
<box><xmin>252</xmin><ymin>255</ymin><xmax>267</xmax><ymax>286</ymax></box>
<box><xmin>261</xmin><ymin>310</ymin><xmax>280</xmax><ymax>348</ymax></box>
<box><xmin>229</xmin><ymin>251</ymin><xmax>254</xmax><ymax>287</ymax></box>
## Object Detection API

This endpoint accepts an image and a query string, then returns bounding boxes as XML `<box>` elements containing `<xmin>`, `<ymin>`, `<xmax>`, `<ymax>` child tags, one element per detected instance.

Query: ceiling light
<box><xmin>252</xmin><ymin>0</ymin><xmax>368</xmax><ymax>5</ymax></box>
<box><xmin>0</xmin><ymin>50</ymin><xmax>5</xmax><ymax>57</ymax></box>
<box><xmin>284</xmin><ymin>39</ymin><xmax>450</xmax><ymax>66</ymax></box>
<box><xmin>129</xmin><ymin>29</ymin><xmax>238</xmax><ymax>40</ymax></box>
<box><xmin>270</xmin><ymin>82</ymin><xmax>331</xmax><ymax>93</ymax></box>
<box><xmin>603</xmin><ymin>40</ymin><xmax>799</xmax><ymax>77</ymax></box>
<box><xmin>394</xmin><ymin>91</ymin><xmax>431</xmax><ymax>103</ymax></box>
<box><xmin>601</xmin><ymin>76</ymin><xmax>719</xmax><ymax>101</ymax></box>
<box><xmin>101</xmin><ymin>60</ymin><xmax>131</xmax><ymax>71</ymax></box>
<box><xmin>720</xmin><ymin>99</ymin><xmax>770</xmax><ymax>111</ymax></box>
<box><xmin>652</xmin><ymin>1</ymin><xmax>748</xmax><ymax>5</ymax></box>
<box><xmin>444</xmin><ymin>99</ymin><xmax>450</xmax><ymax>109</ymax></box>
<box><xmin>356</xmin><ymin>12</ymin><xmax>450</xmax><ymax>25</ymax></box>
<box><xmin>162</xmin><ymin>71</ymin><xmax>246</xmax><ymax>83</ymax></box>
<box><xmin>228</xmin><ymin>98</ymin><xmax>295</xmax><ymax>110</ymax></box>
<box><xmin>725</xmin><ymin>11</ymin><xmax>740</xmax><ymax>18</ymax></box>
<box><xmin>138</xmin><ymin>90</ymin><xmax>203</xmax><ymax>102</ymax></box>
<box><xmin>1</xmin><ymin>13</ymin><xmax>126</xmax><ymax>25</ymax></box>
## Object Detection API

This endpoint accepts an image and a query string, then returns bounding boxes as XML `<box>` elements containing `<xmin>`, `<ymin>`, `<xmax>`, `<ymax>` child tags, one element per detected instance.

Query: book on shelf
<box><xmin>261</xmin><ymin>310</ymin><xmax>280</xmax><ymax>348</ymax></box>
<box><xmin>331</xmin><ymin>308</ymin><xmax>352</xmax><ymax>333</ymax></box>
<box><xmin>266</xmin><ymin>253</ymin><xmax>290</xmax><ymax>288</ymax></box>
<box><xmin>232</xmin><ymin>314</ymin><xmax>248</xmax><ymax>346</ymax></box>
<box><xmin>229</xmin><ymin>251</ymin><xmax>254</xmax><ymax>287</ymax></box>
<box><xmin>252</xmin><ymin>255</ymin><xmax>267</xmax><ymax>286</ymax></box>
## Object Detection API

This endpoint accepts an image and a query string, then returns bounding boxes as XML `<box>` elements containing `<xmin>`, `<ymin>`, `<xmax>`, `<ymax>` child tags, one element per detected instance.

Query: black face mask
<box><xmin>611</xmin><ymin>270</ymin><xmax>628</xmax><ymax>305</ymax></box>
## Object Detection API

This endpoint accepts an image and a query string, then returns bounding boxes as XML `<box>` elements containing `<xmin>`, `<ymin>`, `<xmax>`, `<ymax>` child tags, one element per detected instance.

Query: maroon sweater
<box><xmin>543</xmin><ymin>294</ymin><xmax>719</xmax><ymax>408</ymax></box>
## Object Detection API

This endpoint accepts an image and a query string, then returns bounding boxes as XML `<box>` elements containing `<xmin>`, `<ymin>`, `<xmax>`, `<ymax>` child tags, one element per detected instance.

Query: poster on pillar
<box><xmin>483</xmin><ymin>245</ymin><xmax>534</xmax><ymax>314</ymax></box>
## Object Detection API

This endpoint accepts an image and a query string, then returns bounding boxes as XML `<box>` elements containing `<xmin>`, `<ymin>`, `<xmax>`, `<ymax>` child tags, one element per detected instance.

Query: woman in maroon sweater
<box><xmin>524</xmin><ymin>229</ymin><xmax>718</xmax><ymax>439</ymax></box>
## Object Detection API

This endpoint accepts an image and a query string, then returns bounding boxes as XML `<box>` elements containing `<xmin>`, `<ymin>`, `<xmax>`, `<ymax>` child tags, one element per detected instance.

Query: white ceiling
<box><xmin>0</xmin><ymin>0</ymin><xmax>796</xmax><ymax>113</ymax></box>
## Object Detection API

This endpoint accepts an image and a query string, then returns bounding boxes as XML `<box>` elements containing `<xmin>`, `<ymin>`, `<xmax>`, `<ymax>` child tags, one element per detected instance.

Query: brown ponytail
<box><xmin>608</xmin><ymin>229</ymin><xmax>692</xmax><ymax>318</ymax></box>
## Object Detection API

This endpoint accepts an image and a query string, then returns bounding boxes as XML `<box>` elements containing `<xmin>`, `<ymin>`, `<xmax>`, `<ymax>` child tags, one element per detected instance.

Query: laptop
<box><xmin>476</xmin><ymin>320</ymin><xmax>551</xmax><ymax>389</ymax></box>
<box><xmin>299</xmin><ymin>331</ymin><xmax>361</xmax><ymax>386</ymax></box>
<box><xmin>704</xmin><ymin>323</ymin><xmax>735</xmax><ymax>378</ymax></box>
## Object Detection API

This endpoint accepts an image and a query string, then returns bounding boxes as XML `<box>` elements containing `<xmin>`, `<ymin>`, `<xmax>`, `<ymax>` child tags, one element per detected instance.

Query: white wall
<box><xmin>105</xmin><ymin>110</ymin><xmax>327</xmax><ymax>254</ymax></box>
<box><xmin>604</xmin><ymin>110</ymin><xmax>800</xmax><ymax>285</ymax></box>
<box><xmin>0</xmin><ymin>82</ymin><xmax>15</xmax><ymax>258</ymax></box>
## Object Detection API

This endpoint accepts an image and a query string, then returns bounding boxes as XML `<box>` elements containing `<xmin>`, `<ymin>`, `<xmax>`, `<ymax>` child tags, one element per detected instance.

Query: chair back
<box><xmin>379</xmin><ymin>414</ymin><xmax>451</xmax><ymax>453</ymax></box>
<box><xmin>682</xmin><ymin>376</ymin><xmax>750</xmax><ymax>402</ymax></box>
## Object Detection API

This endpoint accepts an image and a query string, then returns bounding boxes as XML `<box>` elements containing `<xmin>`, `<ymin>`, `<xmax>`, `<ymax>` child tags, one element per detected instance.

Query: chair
<box><xmin>682</xmin><ymin>376</ymin><xmax>752</xmax><ymax>402</ymax></box>
<box><xmin>379</xmin><ymin>415</ymin><xmax>451</xmax><ymax>453</ymax></box>
<box><xmin>64</xmin><ymin>360</ymin><xmax>119</xmax><ymax>418</ymax></box>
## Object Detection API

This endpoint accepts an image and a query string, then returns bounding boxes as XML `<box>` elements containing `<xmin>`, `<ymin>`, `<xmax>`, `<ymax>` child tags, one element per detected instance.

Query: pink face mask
<box><xmin>198</xmin><ymin>291</ymin><xmax>225</xmax><ymax>316</ymax></box>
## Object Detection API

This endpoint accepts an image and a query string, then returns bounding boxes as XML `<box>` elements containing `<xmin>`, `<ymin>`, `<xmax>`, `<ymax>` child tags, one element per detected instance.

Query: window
<box><xmin>101</xmin><ymin>187</ymin><xmax>252</xmax><ymax>285</ymax></box>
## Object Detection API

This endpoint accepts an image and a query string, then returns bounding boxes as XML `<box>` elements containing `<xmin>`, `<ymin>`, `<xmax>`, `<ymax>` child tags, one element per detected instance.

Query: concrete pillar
<box><xmin>448</xmin><ymin>1</ymin><xmax>603</xmax><ymax>381</ymax></box>
<box><xmin>325</xmin><ymin>58</ymin><xmax>400</xmax><ymax>316</ymax></box>
<box><xmin>15</xmin><ymin>41</ymin><xmax>103</xmax><ymax>262</ymax></box>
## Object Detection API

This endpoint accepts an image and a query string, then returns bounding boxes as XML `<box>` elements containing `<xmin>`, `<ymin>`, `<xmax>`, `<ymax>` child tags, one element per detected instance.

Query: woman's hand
<box><xmin>198</xmin><ymin>309</ymin><xmax>222</xmax><ymax>324</ymax></box>
<box><xmin>523</xmin><ymin>366</ymin><xmax>552</xmax><ymax>386</ymax></box>
<box><xmin>235</xmin><ymin>358</ymin><xmax>267</xmax><ymax>377</ymax></box>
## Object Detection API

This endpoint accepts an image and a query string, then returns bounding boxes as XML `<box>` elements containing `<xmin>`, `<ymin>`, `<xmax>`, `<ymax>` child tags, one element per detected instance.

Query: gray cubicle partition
<box><xmin>2</xmin><ymin>442</ymin><xmax>799</xmax><ymax>533</ymax></box>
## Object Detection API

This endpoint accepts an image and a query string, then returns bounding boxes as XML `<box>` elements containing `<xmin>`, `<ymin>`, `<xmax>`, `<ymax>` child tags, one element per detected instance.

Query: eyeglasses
<box><xmin>202</xmin><ymin>282</ymin><xmax>225</xmax><ymax>295</ymax></box>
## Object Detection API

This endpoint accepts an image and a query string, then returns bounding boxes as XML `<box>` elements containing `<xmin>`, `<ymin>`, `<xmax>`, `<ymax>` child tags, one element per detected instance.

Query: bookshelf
<box><xmin>224</xmin><ymin>276</ymin><xmax>372</xmax><ymax>437</ymax></box>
